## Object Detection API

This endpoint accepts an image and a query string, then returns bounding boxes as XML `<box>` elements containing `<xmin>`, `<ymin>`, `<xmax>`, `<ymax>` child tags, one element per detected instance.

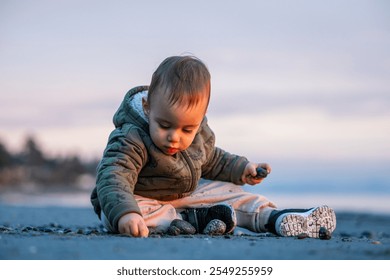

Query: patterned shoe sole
<box><xmin>276</xmin><ymin>205</ymin><xmax>336</xmax><ymax>238</ymax></box>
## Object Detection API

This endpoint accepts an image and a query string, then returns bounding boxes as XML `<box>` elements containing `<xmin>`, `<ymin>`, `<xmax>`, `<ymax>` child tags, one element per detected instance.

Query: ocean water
<box><xmin>1</xmin><ymin>184</ymin><xmax>389</xmax><ymax>215</ymax></box>
<box><xmin>244</xmin><ymin>166</ymin><xmax>390</xmax><ymax>214</ymax></box>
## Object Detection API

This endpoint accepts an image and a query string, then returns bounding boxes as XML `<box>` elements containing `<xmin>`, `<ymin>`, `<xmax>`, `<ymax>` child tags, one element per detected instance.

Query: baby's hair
<box><xmin>148</xmin><ymin>55</ymin><xmax>211</xmax><ymax>110</ymax></box>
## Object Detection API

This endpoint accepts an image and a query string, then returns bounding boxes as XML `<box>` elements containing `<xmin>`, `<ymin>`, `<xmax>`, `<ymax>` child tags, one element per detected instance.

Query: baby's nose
<box><xmin>167</xmin><ymin>130</ymin><xmax>180</xmax><ymax>142</ymax></box>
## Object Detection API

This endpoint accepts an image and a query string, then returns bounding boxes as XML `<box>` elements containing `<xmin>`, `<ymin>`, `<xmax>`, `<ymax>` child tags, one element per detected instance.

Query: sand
<box><xmin>0</xmin><ymin>203</ymin><xmax>389</xmax><ymax>260</ymax></box>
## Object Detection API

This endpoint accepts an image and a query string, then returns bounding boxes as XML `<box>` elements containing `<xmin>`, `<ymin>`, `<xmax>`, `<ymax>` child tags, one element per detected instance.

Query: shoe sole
<box><xmin>276</xmin><ymin>205</ymin><xmax>336</xmax><ymax>238</ymax></box>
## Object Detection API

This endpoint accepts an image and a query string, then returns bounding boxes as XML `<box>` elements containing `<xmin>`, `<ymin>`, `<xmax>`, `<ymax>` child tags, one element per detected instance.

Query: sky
<box><xmin>1</xmin><ymin>0</ymin><xmax>389</xmax><ymax>194</ymax></box>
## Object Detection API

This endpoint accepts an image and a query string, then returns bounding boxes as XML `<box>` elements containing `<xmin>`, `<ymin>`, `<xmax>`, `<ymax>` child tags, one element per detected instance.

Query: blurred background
<box><xmin>1</xmin><ymin>0</ymin><xmax>389</xmax><ymax>213</ymax></box>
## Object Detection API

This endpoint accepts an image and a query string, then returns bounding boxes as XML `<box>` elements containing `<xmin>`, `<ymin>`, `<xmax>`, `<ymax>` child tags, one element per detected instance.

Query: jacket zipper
<box><xmin>181</xmin><ymin>150</ymin><xmax>198</xmax><ymax>193</ymax></box>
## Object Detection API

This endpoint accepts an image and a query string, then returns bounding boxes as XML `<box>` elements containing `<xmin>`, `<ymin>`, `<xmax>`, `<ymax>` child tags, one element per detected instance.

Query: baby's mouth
<box><xmin>166</xmin><ymin>147</ymin><xmax>179</xmax><ymax>155</ymax></box>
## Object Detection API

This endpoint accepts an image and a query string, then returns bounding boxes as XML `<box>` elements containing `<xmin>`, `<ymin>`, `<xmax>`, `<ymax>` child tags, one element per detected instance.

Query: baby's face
<box><xmin>143</xmin><ymin>91</ymin><xmax>208</xmax><ymax>156</ymax></box>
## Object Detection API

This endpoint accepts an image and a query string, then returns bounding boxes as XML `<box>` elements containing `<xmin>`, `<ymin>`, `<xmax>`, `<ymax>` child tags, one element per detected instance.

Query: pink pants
<box><xmin>102</xmin><ymin>179</ymin><xmax>277</xmax><ymax>233</ymax></box>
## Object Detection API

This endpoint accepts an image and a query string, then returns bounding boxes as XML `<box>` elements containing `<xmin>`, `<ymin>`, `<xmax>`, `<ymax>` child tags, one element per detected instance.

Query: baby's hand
<box><xmin>118</xmin><ymin>212</ymin><xmax>149</xmax><ymax>237</ymax></box>
<box><xmin>241</xmin><ymin>162</ymin><xmax>271</xmax><ymax>185</ymax></box>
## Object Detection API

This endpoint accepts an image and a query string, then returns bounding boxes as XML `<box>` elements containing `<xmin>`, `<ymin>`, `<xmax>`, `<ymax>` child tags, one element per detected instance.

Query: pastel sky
<box><xmin>1</xmin><ymin>0</ymin><xmax>389</xmax><ymax>194</ymax></box>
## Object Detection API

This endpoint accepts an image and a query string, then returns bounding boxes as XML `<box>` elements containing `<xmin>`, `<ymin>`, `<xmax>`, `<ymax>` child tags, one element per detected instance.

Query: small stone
<box><xmin>255</xmin><ymin>167</ymin><xmax>268</xmax><ymax>178</ymax></box>
<box><xmin>90</xmin><ymin>229</ymin><xmax>99</xmax><ymax>234</ymax></box>
<box><xmin>22</xmin><ymin>226</ymin><xmax>34</xmax><ymax>232</ymax></box>
<box><xmin>319</xmin><ymin>227</ymin><xmax>332</xmax><ymax>240</ymax></box>
<box><xmin>361</xmin><ymin>231</ymin><xmax>375</xmax><ymax>239</ymax></box>
<box><xmin>342</xmin><ymin>237</ymin><xmax>352</xmax><ymax>242</ymax></box>
<box><xmin>170</xmin><ymin>219</ymin><xmax>196</xmax><ymax>235</ymax></box>
<box><xmin>167</xmin><ymin>225</ymin><xmax>180</xmax><ymax>236</ymax></box>
<box><xmin>148</xmin><ymin>228</ymin><xmax>164</xmax><ymax>235</ymax></box>
<box><xmin>0</xmin><ymin>226</ymin><xmax>13</xmax><ymax>232</ymax></box>
<box><xmin>203</xmin><ymin>219</ymin><xmax>226</xmax><ymax>235</ymax></box>
<box><xmin>87</xmin><ymin>230</ymin><xmax>94</xmax><ymax>235</ymax></box>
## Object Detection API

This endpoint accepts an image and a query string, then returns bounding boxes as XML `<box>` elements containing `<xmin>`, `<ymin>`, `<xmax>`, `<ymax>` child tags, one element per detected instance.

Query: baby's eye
<box><xmin>158</xmin><ymin>123</ymin><xmax>170</xmax><ymax>129</ymax></box>
<box><xmin>183</xmin><ymin>129</ymin><xmax>193</xmax><ymax>134</ymax></box>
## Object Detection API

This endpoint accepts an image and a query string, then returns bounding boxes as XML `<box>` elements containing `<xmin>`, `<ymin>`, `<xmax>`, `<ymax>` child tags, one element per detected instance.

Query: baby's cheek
<box><xmin>184</xmin><ymin>134</ymin><xmax>197</xmax><ymax>148</ymax></box>
<box><xmin>150</xmin><ymin>129</ymin><xmax>163</xmax><ymax>146</ymax></box>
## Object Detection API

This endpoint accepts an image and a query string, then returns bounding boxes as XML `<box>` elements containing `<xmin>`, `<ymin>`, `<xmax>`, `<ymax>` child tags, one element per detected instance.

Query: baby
<box><xmin>91</xmin><ymin>55</ymin><xmax>336</xmax><ymax>238</ymax></box>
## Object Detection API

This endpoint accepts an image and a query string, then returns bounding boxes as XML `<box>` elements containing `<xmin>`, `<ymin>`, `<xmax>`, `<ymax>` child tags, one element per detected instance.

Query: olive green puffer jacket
<box><xmin>90</xmin><ymin>86</ymin><xmax>249</xmax><ymax>232</ymax></box>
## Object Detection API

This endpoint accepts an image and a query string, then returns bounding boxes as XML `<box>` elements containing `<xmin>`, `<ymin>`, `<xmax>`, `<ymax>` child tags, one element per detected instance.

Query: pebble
<box><xmin>169</xmin><ymin>219</ymin><xmax>196</xmax><ymax>235</ymax></box>
<box><xmin>167</xmin><ymin>225</ymin><xmax>180</xmax><ymax>236</ymax></box>
<box><xmin>0</xmin><ymin>225</ymin><xmax>13</xmax><ymax>232</ymax></box>
<box><xmin>319</xmin><ymin>227</ymin><xmax>332</xmax><ymax>240</ymax></box>
<box><xmin>22</xmin><ymin>226</ymin><xmax>35</xmax><ymax>232</ymax></box>
<box><xmin>203</xmin><ymin>219</ymin><xmax>226</xmax><ymax>235</ymax></box>
<box><xmin>255</xmin><ymin>167</ymin><xmax>268</xmax><ymax>178</ymax></box>
<box><xmin>361</xmin><ymin>231</ymin><xmax>375</xmax><ymax>239</ymax></box>
<box><xmin>0</xmin><ymin>224</ymin><xmax>107</xmax><ymax>236</ymax></box>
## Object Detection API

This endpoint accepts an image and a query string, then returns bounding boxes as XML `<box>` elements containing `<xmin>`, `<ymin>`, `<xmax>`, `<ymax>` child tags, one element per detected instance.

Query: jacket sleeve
<box><xmin>95</xmin><ymin>125</ymin><xmax>147</xmax><ymax>232</ymax></box>
<box><xmin>200</xmin><ymin>124</ymin><xmax>249</xmax><ymax>185</ymax></box>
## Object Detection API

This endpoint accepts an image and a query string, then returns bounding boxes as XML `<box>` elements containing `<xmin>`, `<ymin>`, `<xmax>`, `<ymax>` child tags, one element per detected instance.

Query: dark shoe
<box><xmin>181</xmin><ymin>204</ymin><xmax>236</xmax><ymax>234</ymax></box>
<box><xmin>266</xmin><ymin>205</ymin><xmax>336</xmax><ymax>238</ymax></box>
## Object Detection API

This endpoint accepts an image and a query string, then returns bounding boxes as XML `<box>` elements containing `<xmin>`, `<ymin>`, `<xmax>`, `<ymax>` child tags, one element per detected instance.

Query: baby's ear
<box><xmin>142</xmin><ymin>96</ymin><xmax>150</xmax><ymax>116</ymax></box>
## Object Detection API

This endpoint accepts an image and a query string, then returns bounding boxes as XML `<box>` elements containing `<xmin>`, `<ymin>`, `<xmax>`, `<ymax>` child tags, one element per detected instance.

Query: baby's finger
<box><xmin>129</xmin><ymin>223</ymin><xmax>140</xmax><ymax>237</ymax></box>
<box><xmin>260</xmin><ymin>163</ymin><xmax>272</xmax><ymax>174</ymax></box>
<box><xmin>139</xmin><ymin>224</ymin><xmax>149</xmax><ymax>237</ymax></box>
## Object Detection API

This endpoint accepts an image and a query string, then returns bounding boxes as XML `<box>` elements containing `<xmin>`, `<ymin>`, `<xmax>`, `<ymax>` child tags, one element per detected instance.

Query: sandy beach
<box><xmin>0</xmin><ymin>203</ymin><xmax>389</xmax><ymax>260</ymax></box>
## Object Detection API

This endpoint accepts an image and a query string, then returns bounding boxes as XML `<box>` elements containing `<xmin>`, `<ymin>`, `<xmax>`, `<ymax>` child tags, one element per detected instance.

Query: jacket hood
<box><xmin>113</xmin><ymin>86</ymin><xmax>149</xmax><ymax>130</ymax></box>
